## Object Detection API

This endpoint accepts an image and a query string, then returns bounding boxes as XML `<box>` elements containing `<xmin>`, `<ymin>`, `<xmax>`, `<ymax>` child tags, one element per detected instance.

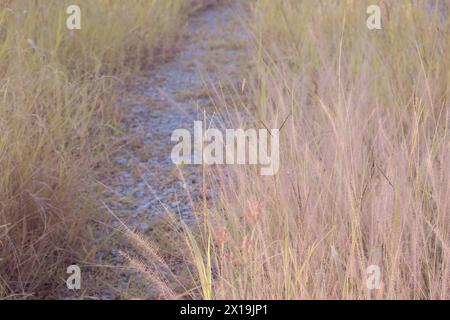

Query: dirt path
<box><xmin>96</xmin><ymin>1</ymin><xmax>248</xmax><ymax>299</ymax></box>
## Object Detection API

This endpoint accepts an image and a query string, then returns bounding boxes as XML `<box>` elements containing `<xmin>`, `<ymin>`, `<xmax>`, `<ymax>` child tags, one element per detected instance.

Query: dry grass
<box><xmin>4</xmin><ymin>0</ymin><xmax>446</xmax><ymax>300</ymax></box>
<box><xmin>165</xmin><ymin>0</ymin><xmax>449</xmax><ymax>300</ymax></box>
<box><xmin>0</xmin><ymin>0</ymin><xmax>194</xmax><ymax>298</ymax></box>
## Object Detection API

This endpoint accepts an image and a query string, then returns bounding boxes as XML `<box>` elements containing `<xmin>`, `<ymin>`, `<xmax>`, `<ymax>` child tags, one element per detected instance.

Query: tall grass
<box><xmin>173</xmin><ymin>0</ymin><xmax>449</xmax><ymax>299</ymax></box>
<box><xmin>0</xmin><ymin>0</ymin><xmax>193</xmax><ymax>298</ymax></box>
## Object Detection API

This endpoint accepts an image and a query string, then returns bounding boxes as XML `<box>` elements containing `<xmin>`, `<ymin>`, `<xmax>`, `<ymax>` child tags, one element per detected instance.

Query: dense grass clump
<box><xmin>178</xmin><ymin>0</ymin><xmax>449</xmax><ymax>299</ymax></box>
<box><xmin>0</xmin><ymin>0</ymin><xmax>193</xmax><ymax>298</ymax></box>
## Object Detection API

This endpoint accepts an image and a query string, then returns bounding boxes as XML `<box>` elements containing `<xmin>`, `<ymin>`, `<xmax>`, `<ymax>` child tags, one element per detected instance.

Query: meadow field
<box><xmin>0</xmin><ymin>0</ymin><xmax>448</xmax><ymax>300</ymax></box>
<box><xmin>165</xmin><ymin>0</ymin><xmax>450</xmax><ymax>300</ymax></box>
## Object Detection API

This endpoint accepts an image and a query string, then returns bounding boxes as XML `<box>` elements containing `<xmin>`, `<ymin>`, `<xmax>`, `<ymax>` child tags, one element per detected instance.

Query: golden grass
<box><xmin>4</xmin><ymin>0</ymin><xmax>446</xmax><ymax>300</ymax></box>
<box><xmin>0</xmin><ymin>0</ymin><xmax>194</xmax><ymax>298</ymax></box>
<box><xmin>168</xmin><ymin>0</ymin><xmax>449</xmax><ymax>299</ymax></box>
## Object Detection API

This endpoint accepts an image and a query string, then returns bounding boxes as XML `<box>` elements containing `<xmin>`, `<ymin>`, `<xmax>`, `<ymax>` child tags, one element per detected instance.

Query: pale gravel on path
<box><xmin>96</xmin><ymin>1</ymin><xmax>248</xmax><ymax>299</ymax></box>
